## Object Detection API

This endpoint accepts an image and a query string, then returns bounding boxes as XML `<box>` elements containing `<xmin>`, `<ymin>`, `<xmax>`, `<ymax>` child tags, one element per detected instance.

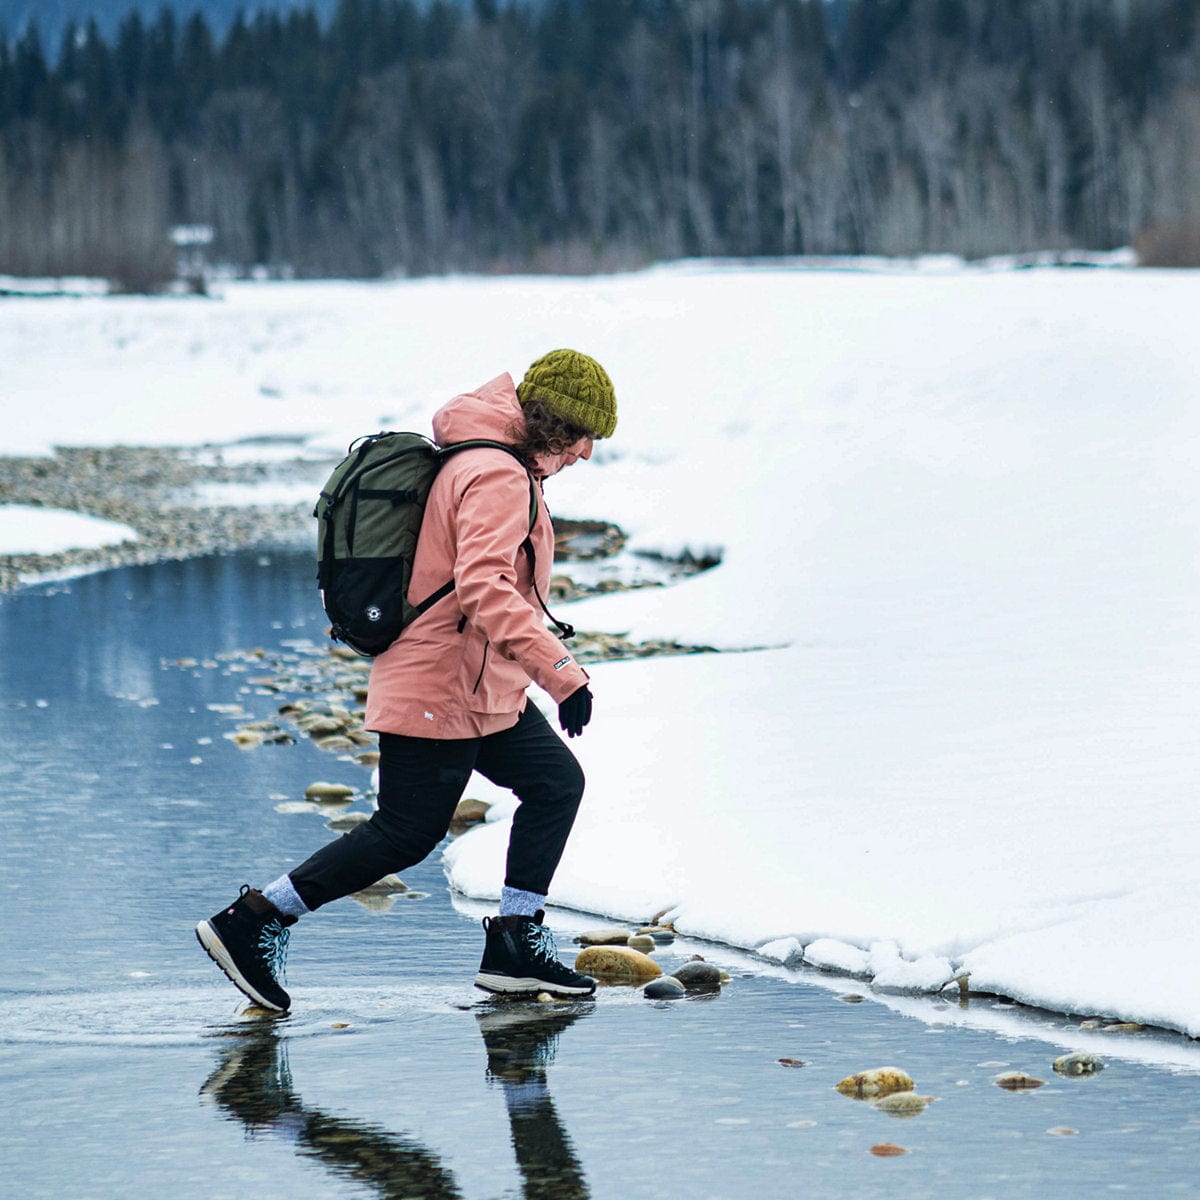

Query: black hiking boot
<box><xmin>473</xmin><ymin>911</ymin><xmax>596</xmax><ymax>998</ymax></box>
<box><xmin>196</xmin><ymin>885</ymin><xmax>297</xmax><ymax>1012</ymax></box>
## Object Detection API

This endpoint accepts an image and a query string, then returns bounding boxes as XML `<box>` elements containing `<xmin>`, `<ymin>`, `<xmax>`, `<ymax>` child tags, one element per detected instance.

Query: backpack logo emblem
<box><xmin>365</xmin><ymin>606</ymin><xmax>382</xmax><ymax>622</ymax></box>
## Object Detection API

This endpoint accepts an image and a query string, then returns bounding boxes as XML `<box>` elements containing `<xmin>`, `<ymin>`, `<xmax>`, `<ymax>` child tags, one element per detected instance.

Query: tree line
<box><xmin>1</xmin><ymin>0</ymin><xmax>1198</xmax><ymax>288</ymax></box>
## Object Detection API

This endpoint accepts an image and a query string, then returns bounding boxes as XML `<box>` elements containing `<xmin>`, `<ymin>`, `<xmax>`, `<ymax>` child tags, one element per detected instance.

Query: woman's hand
<box><xmin>558</xmin><ymin>685</ymin><xmax>593</xmax><ymax>738</ymax></box>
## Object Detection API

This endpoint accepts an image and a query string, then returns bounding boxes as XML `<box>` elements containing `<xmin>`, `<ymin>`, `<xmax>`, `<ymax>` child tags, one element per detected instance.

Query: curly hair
<box><xmin>508</xmin><ymin>400</ymin><xmax>593</xmax><ymax>462</ymax></box>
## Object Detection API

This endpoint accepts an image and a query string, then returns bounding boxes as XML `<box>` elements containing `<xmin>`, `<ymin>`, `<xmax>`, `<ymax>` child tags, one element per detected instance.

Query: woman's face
<box><xmin>531</xmin><ymin>436</ymin><xmax>594</xmax><ymax>479</ymax></box>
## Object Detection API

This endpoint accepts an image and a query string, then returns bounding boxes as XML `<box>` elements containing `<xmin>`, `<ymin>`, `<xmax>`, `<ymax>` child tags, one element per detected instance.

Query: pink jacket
<box><xmin>365</xmin><ymin>373</ymin><xmax>590</xmax><ymax>738</ymax></box>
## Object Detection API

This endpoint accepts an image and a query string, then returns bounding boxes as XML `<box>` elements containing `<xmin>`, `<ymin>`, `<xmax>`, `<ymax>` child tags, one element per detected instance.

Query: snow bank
<box><xmin>4</xmin><ymin>261</ymin><xmax>1198</xmax><ymax>1034</ymax></box>
<box><xmin>0</xmin><ymin>506</ymin><xmax>138</xmax><ymax>556</ymax></box>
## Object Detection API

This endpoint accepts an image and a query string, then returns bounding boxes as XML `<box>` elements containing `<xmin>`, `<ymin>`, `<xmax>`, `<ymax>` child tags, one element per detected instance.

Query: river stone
<box><xmin>995</xmin><ymin>1072</ymin><xmax>1045</xmax><ymax>1090</ymax></box>
<box><xmin>869</xmin><ymin>1143</ymin><xmax>908</xmax><ymax>1157</ymax></box>
<box><xmin>1099</xmin><ymin>1022</ymin><xmax>1146</xmax><ymax>1033</ymax></box>
<box><xmin>274</xmin><ymin>800</ymin><xmax>321</xmax><ymax>814</ymax></box>
<box><xmin>636</xmin><ymin>925</ymin><xmax>676</xmax><ymax>943</ymax></box>
<box><xmin>356</xmin><ymin>873</ymin><xmax>409</xmax><ymax>895</ymax></box>
<box><xmin>230</xmin><ymin>730</ymin><xmax>264</xmax><ymax>748</ymax></box>
<box><xmin>627</xmin><ymin>934</ymin><xmax>656</xmax><ymax>952</ymax></box>
<box><xmin>356</xmin><ymin>750</ymin><xmax>381</xmax><ymax>768</ymax></box>
<box><xmin>315</xmin><ymin>735</ymin><xmax>357</xmax><ymax>753</ymax></box>
<box><xmin>874</xmin><ymin>1092</ymin><xmax>934</xmax><ymax>1117</ymax></box>
<box><xmin>575</xmin><ymin>945</ymin><xmax>662</xmax><ymax>982</ymax></box>
<box><xmin>300</xmin><ymin>716</ymin><xmax>346</xmax><ymax>736</ymax></box>
<box><xmin>305</xmin><ymin>781</ymin><xmax>356</xmax><ymax>801</ymax></box>
<box><xmin>327</xmin><ymin>812</ymin><xmax>370</xmax><ymax>832</ymax></box>
<box><xmin>778</xmin><ymin>1058</ymin><xmax>806</xmax><ymax>1068</ymax></box>
<box><xmin>643</xmin><ymin>977</ymin><xmax>686</xmax><ymax>1000</ymax></box>
<box><xmin>575</xmin><ymin>929</ymin><xmax>633</xmax><ymax>946</ymax></box>
<box><xmin>671</xmin><ymin>960</ymin><xmax>724</xmax><ymax>992</ymax></box>
<box><xmin>449</xmin><ymin>798</ymin><xmax>491</xmax><ymax>832</ymax></box>
<box><xmin>1053</xmin><ymin>1052</ymin><xmax>1105</xmax><ymax>1076</ymax></box>
<box><xmin>835</xmin><ymin>1067</ymin><xmax>915</xmax><ymax>1099</ymax></box>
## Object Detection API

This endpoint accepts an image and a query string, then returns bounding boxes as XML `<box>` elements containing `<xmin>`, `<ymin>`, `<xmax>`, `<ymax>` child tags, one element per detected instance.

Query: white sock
<box><xmin>499</xmin><ymin>886</ymin><xmax>545</xmax><ymax>918</ymax></box>
<box><xmin>262</xmin><ymin>874</ymin><xmax>309</xmax><ymax>918</ymax></box>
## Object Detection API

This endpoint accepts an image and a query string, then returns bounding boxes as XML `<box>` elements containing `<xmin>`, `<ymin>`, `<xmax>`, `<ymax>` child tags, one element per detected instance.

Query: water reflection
<box><xmin>201</xmin><ymin>1003</ymin><xmax>590</xmax><ymax>1200</ymax></box>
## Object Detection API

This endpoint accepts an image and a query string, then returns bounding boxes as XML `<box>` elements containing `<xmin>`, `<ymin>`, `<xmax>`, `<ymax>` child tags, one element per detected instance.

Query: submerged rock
<box><xmin>643</xmin><ymin>977</ymin><xmax>686</xmax><ymax>1000</ymax></box>
<box><xmin>777</xmin><ymin>1058</ymin><xmax>806</xmax><ymax>1069</ymax></box>
<box><xmin>326</xmin><ymin>811</ymin><xmax>370</xmax><ymax>832</ymax></box>
<box><xmin>835</xmin><ymin>1067</ymin><xmax>915</xmax><ymax>1099</ymax></box>
<box><xmin>995</xmin><ymin>1072</ymin><xmax>1046</xmax><ymax>1091</ymax></box>
<box><xmin>575</xmin><ymin>945</ymin><xmax>662</xmax><ymax>982</ymax></box>
<box><xmin>869</xmin><ymin>1143</ymin><xmax>908</xmax><ymax>1157</ymax></box>
<box><xmin>874</xmin><ymin>1092</ymin><xmax>934</xmax><ymax>1117</ymax></box>
<box><xmin>1053</xmin><ymin>1052</ymin><xmax>1105</xmax><ymax>1076</ymax></box>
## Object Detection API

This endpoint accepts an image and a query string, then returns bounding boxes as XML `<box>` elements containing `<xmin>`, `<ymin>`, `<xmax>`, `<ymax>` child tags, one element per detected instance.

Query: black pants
<box><xmin>289</xmin><ymin>703</ymin><xmax>585</xmax><ymax>911</ymax></box>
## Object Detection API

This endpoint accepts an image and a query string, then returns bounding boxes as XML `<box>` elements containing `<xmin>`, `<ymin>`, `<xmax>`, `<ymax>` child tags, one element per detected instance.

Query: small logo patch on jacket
<box><xmin>554</xmin><ymin>656</ymin><xmax>571</xmax><ymax>671</ymax></box>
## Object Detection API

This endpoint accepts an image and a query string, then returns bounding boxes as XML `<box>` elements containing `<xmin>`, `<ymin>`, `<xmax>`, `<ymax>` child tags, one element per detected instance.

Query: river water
<box><xmin>2</xmin><ymin>551</ymin><xmax>1198</xmax><ymax>1199</ymax></box>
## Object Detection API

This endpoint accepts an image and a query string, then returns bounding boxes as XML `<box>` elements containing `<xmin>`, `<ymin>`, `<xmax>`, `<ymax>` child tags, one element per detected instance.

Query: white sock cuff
<box><xmin>499</xmin><ymin>885</ymin><xmax>546</xmax><ymax>918</ymax></box>
<box><xmin>263</xmin><ymin>874</ymin><xmax>309</xmax><ymax>918</ymax></box>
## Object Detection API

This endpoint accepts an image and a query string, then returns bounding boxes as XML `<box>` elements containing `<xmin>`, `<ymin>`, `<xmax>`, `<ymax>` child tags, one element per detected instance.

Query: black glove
<box><xmin>558</xmin><ymin>685</ymin><xmax>593</xmax><ymax>738</ymax></box>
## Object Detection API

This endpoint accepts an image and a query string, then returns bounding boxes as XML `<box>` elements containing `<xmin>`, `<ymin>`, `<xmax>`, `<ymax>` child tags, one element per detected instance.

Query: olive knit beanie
<box><xmin>516</xmin><ymin>349</ymin><xmax>617</xmax><ymax>439</ymax></box>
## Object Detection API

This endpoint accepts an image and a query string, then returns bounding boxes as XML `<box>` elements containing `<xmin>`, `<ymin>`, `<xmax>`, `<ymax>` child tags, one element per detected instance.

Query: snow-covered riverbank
<box><xmin>3</xmin><ymin>261</ymin><xmax>1197</xmax><ymax>1035</ymax></box>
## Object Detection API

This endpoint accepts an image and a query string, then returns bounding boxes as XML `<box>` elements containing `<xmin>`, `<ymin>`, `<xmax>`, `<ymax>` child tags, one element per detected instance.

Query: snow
<box><xmin>3</xmin><ymin>260</ymin><xmax>1198</xmax><ymax>1037</ymax></box>
<box><xmin>0</xmin><ymin>506</ymin><xmax>138</xmax><ymax>556</ymax></box>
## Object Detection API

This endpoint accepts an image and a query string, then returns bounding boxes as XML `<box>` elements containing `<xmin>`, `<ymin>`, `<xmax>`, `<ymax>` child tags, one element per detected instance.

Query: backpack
<box><xmin>314</xmin><ymin>431</ymin><xmax>573</xmax><ymax>657</ymax></box>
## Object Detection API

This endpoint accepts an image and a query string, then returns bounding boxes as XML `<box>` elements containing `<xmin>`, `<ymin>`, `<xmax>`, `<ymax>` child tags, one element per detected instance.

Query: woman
<box><xmin>196</xmin><ymin>349</ymin><xmax>617</xmax><ymax>1012</ymax></box>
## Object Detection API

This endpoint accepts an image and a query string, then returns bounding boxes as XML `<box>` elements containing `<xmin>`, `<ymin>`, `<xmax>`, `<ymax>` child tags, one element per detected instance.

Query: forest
<box><xmin>1</xmin><ymin>0</ymin><xmax>1198</xmax><ymax>287</ymax></box>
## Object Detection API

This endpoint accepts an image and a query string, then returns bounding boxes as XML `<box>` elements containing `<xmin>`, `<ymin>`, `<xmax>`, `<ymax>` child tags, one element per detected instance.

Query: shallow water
<box><xmin>2</xmin><ymin>552</ymin><xmax>1199</xmax><ymax>1199</ymax></box>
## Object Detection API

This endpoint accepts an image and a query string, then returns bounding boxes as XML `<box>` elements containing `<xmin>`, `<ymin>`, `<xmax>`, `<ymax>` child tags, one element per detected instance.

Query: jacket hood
<box><xmin>432</xmin><ymin>373</ymin><xmax>523</xmax><ymax>448</ymax></box>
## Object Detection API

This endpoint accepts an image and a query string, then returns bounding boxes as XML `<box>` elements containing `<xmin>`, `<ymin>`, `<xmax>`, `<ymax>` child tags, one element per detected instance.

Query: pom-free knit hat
<box><xmin>516</xmin><ymin>349</ymin><xmax>617</xmax><ymax>439</ymax></box>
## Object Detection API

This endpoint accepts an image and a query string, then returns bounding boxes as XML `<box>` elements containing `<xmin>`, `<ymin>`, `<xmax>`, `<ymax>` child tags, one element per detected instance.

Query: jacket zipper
<box><xmin>472</xmin><ymin>641</ymin><xmax>489</xmax><ymax>694</ymax></box>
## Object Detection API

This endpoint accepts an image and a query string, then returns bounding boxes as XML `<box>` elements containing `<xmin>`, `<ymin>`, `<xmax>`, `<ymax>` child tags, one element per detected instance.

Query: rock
<box><xmin>356</xmin><ymin>873</ymin><xmax>409</xmax><ymax>895</ymax></box>
<box><xmin>643</xmin><ymin>977</ymin><xmax>686</xmax><ymax>1000</ymax></box>
<box><xmin>1047</xmin><ymin>1126</ymin><xmax>1078</xmax><ymax>1137</ymax></box>
<box><xmin>835</xmin><ymin>1067</ymin><xmax>915</xmax><ymax>1099</ymax></box>
<box><xmin>315</xmin><ymin>736</ymin><xmax>356</xmax><ymax>753</ymax></box>
<box><xmin>575</xmin><ymin>928</ymin><xmax>633</xmax><ymax>946</ymax></box>
<box><xmin>326</xmin><ymin>812</ymin><xmax>370</xmax><ymax>832</ymax></box>
<box><xmin>649</xmin><ymin>907</ymin><xmax>676</xmax><ymax>926</ymax></box>
<box><xmin>449</xmin><ymin>798</ymin><xmax>491</xmax><ymax>833</ymax></box>
<box><xmin>1099</xmin><ymin>1022</ymin><xmax>1146</xmax><ymax>1033</ymax></box>
<box><xmin>356</xmin><ymin>750</ymin><xmax>381</xmax><ymax>768</ymax></box>
<box><xmin>575</xmin><ymin>945</ymin><xmax>662</xmax><ymax>982</ymax></box>
<box><xmin>229</xmin><ymin>730</ymin><xmax>264</xmax><ymax>748</ymax></box>
<box><xmin>274</xmin><ymin>800</ymin><xmax>321</xmax><ymax>814</ymax></box>
<box><xmin>305</xmin><ymin>781</ymin><xmax>356</xmax><ymax>801</ymax></box>
<box><xmin>627</xmin><ymin>934</ymin><xmax>656</xmax><ymax>952</ymax></box>
<box><xmin>838</xmin><ymin>994</ymin><xmax>866</xmax><ymax>1004</ymax></box>
<box><xmin>671</xmin><ymin>960</ymin><xmax>724</xmax><ymax>992</ymax></box>
<box><xmin>778</xmin><ymin>1058</ymin><xmax>806</xmax><ymax>1069</ymax></box>
<box><xmin>300</xmin><ymin>715</ymin><xmax>346</xmax><ymax>737</ymax></box>
<box><xmin>869</xmin><ymin>1143</ymin><xmax>908</xmax><ymax>1157</ymax></box>
<box><xmin>995</xmin><ymin>1072</ymin><xmax>1046</xmax><ymax>1090</ymax></box>
<box><xmin>1053</xmin><ymin>1052</ymin><xmax>1105</xmax><ymax>1077</ymax></box>
<box><xmin>874</xmin><ymin>1092</ymin><xmax>934</xmax><ymax>1117</ymax></box>
<box><xmin>635</xmin><ymin>925</ymin><xmax>676</xmax><ymax>943</ymax></box>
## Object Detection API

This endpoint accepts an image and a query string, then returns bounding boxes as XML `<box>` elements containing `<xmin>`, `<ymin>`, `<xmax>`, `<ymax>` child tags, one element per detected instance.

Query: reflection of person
<box><xmin>196</xmin><ymin>351</ymin><xmax>617</xmax><ymax>1013</ymax></box>
<box><xmin>201</xmin><ymin>1007</ymin><xmax>590</xmax><ymax>1200</ymax></box>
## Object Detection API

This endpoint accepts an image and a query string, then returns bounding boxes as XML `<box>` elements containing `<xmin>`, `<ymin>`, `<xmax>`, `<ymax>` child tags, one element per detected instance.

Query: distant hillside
<box><xmin>0</xmin><ymin>0</ymin><xmax>341</xmax><ymax>47</ymax></box>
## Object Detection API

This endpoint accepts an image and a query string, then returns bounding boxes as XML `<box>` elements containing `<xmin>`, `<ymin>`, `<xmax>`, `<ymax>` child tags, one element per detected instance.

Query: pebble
<box><xmin>575</xmin><ymin>945</ymin><xmax>663</xmax><ymax>982</ymax></box>
<box><xmin>777</xmin><ymin>1058</ymin><xmax>806</xmax><ymax>1069</ymax></box>
<box><xmin>838</xmin><ymin>994</ymin><xmax>866</xmax><ymax>1004</ymax></box>
<box><xmin>869</xmin><ymin>1143</ymin><xmax>908</xmax><ymax>1157</ymax></box>
<box><xmin>635</xmin><ymin>925</ymin><xmax>676</xmax><ymax>943</ymax></box>
<box><xmin>626</xmin><ymin>934</ymin><xmax>656</xmax><ymax>952</ymax></box>
<box><xmin>995</xmin><ymin>1072</ymin><xmax>1046</xmax><ymax>1091</ymax></box>
<box><xmin>835</xmin><ymin>1067</ymin><xmax>915</xmax><ymax>1099</ymax></box>
<box><xmin>1053</xmin><ymin>1052</ymin><xmax>1105</xmax><ymax>1077</ymax></box>
<box><xmin>1047</xmin><ymin>1126</ymin><xmax>1078</xmax><ymax>1136</ymax></box>
<box><xmin>355</xmin><ymin>874</ymin><xmax>409</xmax><ymax>895</ymax></box>
<box><xmin>449</xmin><ymin>798</ymin><xmax>491</xmax><ymax>833</ymax></box>
<box><xmin>643</xmin><ymin>977</ymin><xmax>686</xmax><ymax>1000</ymax></box>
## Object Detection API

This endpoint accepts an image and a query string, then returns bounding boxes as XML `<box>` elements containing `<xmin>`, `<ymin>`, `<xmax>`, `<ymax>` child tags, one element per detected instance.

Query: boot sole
<box><xmin>195</xmin><ymin>921</ymin><xmax>289</xmax><ymax>1012</ymax></box>
<box><xmin>473</xmin><ymin>970</ymin><xmax>595</xmax><ymax>997</ymax></box>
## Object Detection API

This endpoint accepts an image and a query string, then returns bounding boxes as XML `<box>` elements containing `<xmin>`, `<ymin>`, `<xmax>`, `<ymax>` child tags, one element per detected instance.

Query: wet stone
<box><xmin>575</xmin><ymin>945</ymin><xmax>663</xmax><ymax>983</ymax></box>
<box><xmin>995</xmin><ymin>1072</ymin><xmax>1046</xmax><ymax>1091</ymax></box>
<box><xmin>835</xmin><ymin>1067</ymin><xmax>915</xmax><ymax>1100</ymax></box>
<box><xmin>575</xmin><ymin>928</ymin><xmax>633</xmax><ymax>946</ymax></box>
<box><xmin>627</xmin><ymin>934</ymin><xmax>656</xmax><ymax>952</ymax></box>
<box><xmin>643</xmin><ymin>977</ymin><xmax>686</xmax><ymax>1000</ymax></box>
<box><xmin>1053</xmin><ymin>1052</ymin><xmax>1105</xmax><ymax>1077</ymax></box>
<box><xmin>636</xmin><ymin>925</ymin><xmax>676</xmax><ymax>943</ymax></box>
<box><xmin>326</xmin><ymin>812</ymin><xmax>370</xmax><ymax>832</ymax></box>
<box><xmin>305</xmin><ymin>781</ymin><xmax>356</xmax><ymax>801</ymax></box>
<box><xmin>778</xmin><ymin>1058</ymin><xmax>806</xmax><ymax>1069</ymax></box>
<box><xmin>448</xmin><ymin>798</ymin><xmax>491</xmax><ymax>834</ymax></box>
<box><xmin>874</xmin><ymin>1092</ymin><xmax>934</xmax><ymax>1117</ymax></box>
<box><xmin>869</xmin><ymin>1143</ymin><xmax>908</xmax><ymax>1157</ymax></box>
<box><xmin>671</xmin><ymin>960</ymin><xmax>725</xmax><ymax>992</ymax></box>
